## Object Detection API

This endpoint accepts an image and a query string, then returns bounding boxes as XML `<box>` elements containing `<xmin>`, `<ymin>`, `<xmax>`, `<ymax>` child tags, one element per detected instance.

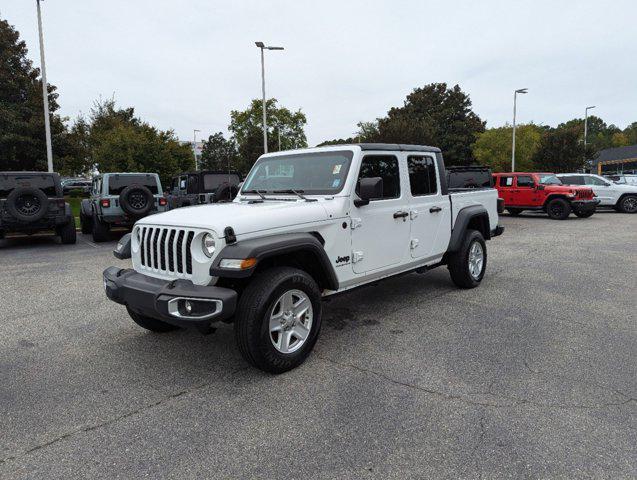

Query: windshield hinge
<box><xmin>352</xmin><ymin>251</ymin><xmax>364</xmax><ymax>263</ymax></box>
<box><xmin>351</xmin><ymin>218</ymin><xmax>362</xmax><ymax>229</ymax></box>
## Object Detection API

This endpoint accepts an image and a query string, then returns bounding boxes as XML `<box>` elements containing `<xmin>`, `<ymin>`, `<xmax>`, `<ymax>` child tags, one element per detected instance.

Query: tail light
<box><xmin>159</xmin><ymin>198</ymin><xmax>167</xmax><ymax>206</ymax></box>
<box><xmin>101</xmin><ymin>199</ymin><xmax>111</xmax><ymax>208</ymax></box>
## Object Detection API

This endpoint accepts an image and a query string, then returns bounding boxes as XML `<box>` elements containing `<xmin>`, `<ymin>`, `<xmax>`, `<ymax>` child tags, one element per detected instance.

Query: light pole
<box><xmin>511</xmin><ymin>88</ymin><xmax>528</xmax><ymax>172</ymax></box>
<box><xmin>36</xmin><ymin>0</ymin><xmax>53</xmax><ymax>172</ymax></box>
<box><xmin>277</xmin><ymin>125</ymin><xmax>282</xmax><ymax>151</ymax></box>
<box><xmin>193</xmin><ymin>129</ymin><xmax>200</xmax><ymax>170</ymax></box>
<box><xmin>584</xmin><ymin>106</ymin><xmax>596</xmax><ymax>149</ymax></box>
<box><xmin>255</xmin><ymin>41</ymin><xmax>284</xmax><ymax>154</ymax></box>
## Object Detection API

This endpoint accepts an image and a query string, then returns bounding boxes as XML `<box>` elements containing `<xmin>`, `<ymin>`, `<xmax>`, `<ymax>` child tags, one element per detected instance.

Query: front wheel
<box><xmin>448</xmin><ymin>229</ymin><xmax>487</xmax><ymax>289</ymax></box>
<box><xmin>546</xmin><ymin>198</ymin><xmax>571</xmax><ymax>220</ymax></box>
<box><xmin>234</xmin><ymin>267</ymin><xmax>322</xmax><ymax>373</ymax></box>
<box><xmin>618</xmin><ymin>195</ymin><xmax>637</xmax><ymax>213</ymax></box>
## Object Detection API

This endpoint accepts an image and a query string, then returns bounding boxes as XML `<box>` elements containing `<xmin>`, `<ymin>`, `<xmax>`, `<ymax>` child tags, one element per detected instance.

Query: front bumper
<box><xmin>571</xmin><ymin>199</ymin><xmax>600</xmax><ymax>212</ymax></box>
<box><xmin>103</xmin><ymin>267</ymin><xmax>237</xmax><ymax>328</ymax></box>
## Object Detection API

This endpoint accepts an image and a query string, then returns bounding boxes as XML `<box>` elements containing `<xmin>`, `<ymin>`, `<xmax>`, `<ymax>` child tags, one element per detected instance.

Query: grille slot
<box><xmin>138</xmin><ymin>226</ymin><xmax>194</xmax><ymax>277</ymax></box>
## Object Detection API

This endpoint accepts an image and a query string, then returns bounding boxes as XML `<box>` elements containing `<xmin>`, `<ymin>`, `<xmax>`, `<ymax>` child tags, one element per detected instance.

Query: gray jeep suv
<box><xmin>80</xmin><ymin>173</ymin><xmax>168</xmax><ymax>242</ymax></box>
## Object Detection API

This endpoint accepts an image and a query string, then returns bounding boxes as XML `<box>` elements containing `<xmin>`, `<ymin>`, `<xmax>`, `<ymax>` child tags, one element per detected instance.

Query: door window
<box><xmin>407</xmin><ymin>156</ymin><xmax>437</xmax><ymax>196</ymax></box>
<box><xmin>584</xmin><ymin>176</ymin><xmax>609</xmax><ymax>186</ymax></box>
<box><xmin>516</xmin><ymin>176</ymin><xmax>534</xmax><ymax>188</ymax></box>
<box><xmin>559</xmin><ymin>175</ymin><xmax>584</xmax><ymax>185</ymax></box>
<box><xmin>357</xmin><ymin>155</ymin><xmax>400</xmax><ymax>200</ymax></box>
<box><xmin>499</xmin><ymin>176</ymin><xmax>514</xmax><ymax>187</ymax></box>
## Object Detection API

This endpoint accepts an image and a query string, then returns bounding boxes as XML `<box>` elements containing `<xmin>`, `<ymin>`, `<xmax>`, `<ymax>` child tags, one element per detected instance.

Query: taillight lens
<box><xmin>100</xmin><ymin>199</ymin><xmax>110</xmax><ymax>208</ymax></box>
<box><xmin>159</xmin><ymin>198</ymin><xmax>167</xmax><ymax>206</ymax></box>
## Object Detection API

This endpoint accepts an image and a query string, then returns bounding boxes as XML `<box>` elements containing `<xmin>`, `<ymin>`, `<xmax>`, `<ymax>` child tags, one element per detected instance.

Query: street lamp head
<box><xmin>515</xmin><ymin>88</ymin><xmax>528</xmax><ymax>94</ymax></box>
<box><xmin>255</xmin><ymin>41</ymin><xmax>265</xmax><ymax>48</ymax></box>
<box><xmin>586</xmin><ymin>105</ymin><xmax>596</xmax><ymax>110</ymax></box>
<box><xmin>267</xmin><ymin>46</ymin><xmax>284</xmax><ymax>50</ymax></box>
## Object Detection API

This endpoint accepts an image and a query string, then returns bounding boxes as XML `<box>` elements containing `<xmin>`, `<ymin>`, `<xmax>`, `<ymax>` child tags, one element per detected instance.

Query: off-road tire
<box><xmin>5</xmin><ymin>187</ymin><xmax>49</xmax><ymax>223</ymax></box>
<box><xmin>119</xmin><ymin>184</ymin><xmax>154</xmax><ymax>217</ymax></box>
<box><xmin>234</xmin><ymin>267</ymin><xmax>322</xmax><ymax>374</ymax></box>
<box><xmin>57</xmin><ymin>217</ymin><xmax>77</xmax><ymax>244</ymax></box>
<box><xmin>546</xmin><ymin>198</ymin><xmax>571</xmax><ymax>220</ymax></box>
<box><xmin>507</xmin><ymin>208</ymin><xmax>522</xmax><ymax>216</ymax></box>
<box><xmin>448</xmin><ymin>229</ymin><xmax>487</xmax><ymax>289</ymax></box>
<box><xmin>618</xmin><ymin>195</ymin><xmax>637</xmax><ymax>214</ymax></box>
<box><xmin>92</xmin><ymin>214</ymin><xmax>110</xmax><ymax>242</ymax></box>
<box><xmin>80</xmin><ymin>211</ymin><xmax>92</xmax><ymax>234</ymax></box>
<box><xmin>574</xmin><ymin>209</ymin><xmax>595</xmax><ymax>218</ymax></box>
<box><xmin>127</xmin><ymin>307</ymin><xmax>179</xmax><ymax>333</ymax></box>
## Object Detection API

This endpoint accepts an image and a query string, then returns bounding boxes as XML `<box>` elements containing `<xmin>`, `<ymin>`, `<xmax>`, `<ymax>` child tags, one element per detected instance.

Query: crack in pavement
<box><xmin>317</xmin><ymin>355</ymin><xmax>637</xmax><ymax>411</ymax></box>
<box><xmin>0</xmin><ymin>366</ymin><xmax>250</xmax><ymax>466</ymax></box>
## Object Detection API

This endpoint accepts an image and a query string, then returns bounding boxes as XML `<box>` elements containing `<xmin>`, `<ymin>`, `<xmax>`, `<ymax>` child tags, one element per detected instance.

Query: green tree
<box><xmin>229</xmin><ymin>99</ymin><xmax>307</xmax><ymax>173</ymax></box>
<box><xmin>317</xmin><ymin>121</ymin><xmax>379</xmax><ymax>146</ymax></box>
<box><xmin>200</xmin><ymin>132</ymin><xmax>239</xmax><ymax>171</ymax></box>
<box><xmin>85</xmin><ymin>99</ymin><xmax>193</xmax><ymax>185</ymax></box>
<box><xmin>623</xmin><ymin>122</ymin><xmax>637</xmax><ymax>145</ymax></box>
<box><xmin>472</xmin><ymin>123</ymin><xmax>543</xmax><ymax>172</ymax></box>
<box><xmin>531</xmin><ymin>126</ymin><xmax>594</xmax><ymax>173</ymax></box>
<box><xmin>0</xmin><ymin>17</ymin><xmax>66</xmax><ymax>172</ymax></box>
<box><xmin>370</xmin><ymin>83</ymin><xmax>485</xmax><ymax>165</ymax></box>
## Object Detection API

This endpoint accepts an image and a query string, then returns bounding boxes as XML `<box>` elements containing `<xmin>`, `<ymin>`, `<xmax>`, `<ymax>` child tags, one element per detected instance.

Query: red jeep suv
<box><xmin>493</xmin><ymin>172</ymin><xmax>599</xmax><ymax>220</ymax></box>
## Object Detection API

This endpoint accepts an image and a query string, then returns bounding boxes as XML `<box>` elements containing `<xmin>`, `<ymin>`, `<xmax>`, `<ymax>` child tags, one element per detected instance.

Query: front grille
<box><xmin>139</xmin><ymin>226</ymin><xmax>195</xmax><ymax>276</ymax></box>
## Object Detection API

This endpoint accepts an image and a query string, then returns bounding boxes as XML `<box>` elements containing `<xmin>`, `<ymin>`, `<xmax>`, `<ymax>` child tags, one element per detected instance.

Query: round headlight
<box><xmin>202</xmin><ymin>233</ymin><xmax>216</xmax><ymax>257</ymax></box>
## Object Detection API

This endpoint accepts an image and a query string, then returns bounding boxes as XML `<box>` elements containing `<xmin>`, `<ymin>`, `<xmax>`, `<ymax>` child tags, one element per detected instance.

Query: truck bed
<box><xmin>449</xmin><ymin>188</ymin><xmax>499</xmax><ymax>234</ymax></box>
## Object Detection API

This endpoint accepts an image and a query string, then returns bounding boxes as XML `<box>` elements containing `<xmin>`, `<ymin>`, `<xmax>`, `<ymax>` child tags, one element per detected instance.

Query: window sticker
<box><xmin>332</xmin><ymin>178</ymin><xmax>341</xmax><ymax>188</ymax></box>
<box><xmin>332</xmin><ymin>164</ymin><xmax>342</xmax><ymax>174</ymax></box>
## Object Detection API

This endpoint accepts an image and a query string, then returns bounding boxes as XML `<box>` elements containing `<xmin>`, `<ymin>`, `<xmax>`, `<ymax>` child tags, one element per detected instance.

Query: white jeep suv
<box><xmin>557</xmin><ymin>173</ymin><xmax>637</xmax><ymax>213</ymax></box>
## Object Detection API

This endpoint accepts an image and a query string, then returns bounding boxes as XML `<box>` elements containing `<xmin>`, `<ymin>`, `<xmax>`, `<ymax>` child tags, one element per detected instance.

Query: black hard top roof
<box><xmin>1</xmin><ymin>171</ymin><xmax>59</xmax><ymax>176</ymax></box>
<box><xmin>333</xmin><ymin>143</ymin><xmax>441</xmax><ymax>153</ymax></box>
<box><xmin>177</xmin><ymin>170</ymin><xmax>241</xmax><ymax>176</ymax></box>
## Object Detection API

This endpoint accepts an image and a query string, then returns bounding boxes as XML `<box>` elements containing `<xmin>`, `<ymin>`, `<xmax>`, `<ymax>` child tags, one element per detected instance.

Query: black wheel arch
<box><xmin>210</xmin><ymin>232</ymin><xmax>339</xmax><ymax>291</ymax></box>
<box><xmin>446</xmin><ymin>205</ymin><xmax>491</xmax><ymax>254</ymax></box>
<box><xmin>542</xmin><ymin>194</ymin><xmax>570</xmax><ymax>209</ymax></box>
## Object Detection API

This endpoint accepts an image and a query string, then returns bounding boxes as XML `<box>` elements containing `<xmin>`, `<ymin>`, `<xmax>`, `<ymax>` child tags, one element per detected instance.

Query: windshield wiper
<box><xmin>272</xmin><ymin>189</ymin><xmax>317</xmax><ymax>202</ymax></box>
<box><xmin>242</xmin><ymin>189</ymin><xmax>267</xmax><ymax>200</ymax></box>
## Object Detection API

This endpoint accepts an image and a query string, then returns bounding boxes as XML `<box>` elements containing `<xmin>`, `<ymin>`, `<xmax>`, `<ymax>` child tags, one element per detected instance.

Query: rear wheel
<box><xmin>546</xmin><ymin>198</ymin><xmax>571</xmax><ymax>220</ymax></box>
<box><xmin>57</xmin><ymin>217</ymin><xmax>77</xmax><ymax>244</ymax></box>
<box><xmin>448</xmin><ymin>229</ymin><xmax>487</xmax><ymax>289</ymax></box>
<box><xmin>618</xmin><ymin>195</ymin><xmax>637</xmax><ymax>213</ymax></box>
<box><xmin>92</xmin><ymin>214</ymin><xmax>110</xmax><ymax>242</ymax></box>
<box><xmin>80</xmin><ymin>211</ymin><xmax>92</xmax><ymax>234</ymax></box>
<box><xmin>507</xmin><ymin>208</ymin><xmax>522</xmax><ymax>216</ymax></box>
<box><xmin>234</xmin><ymin>267</ymin><xmax>322</xmax><ymax>373</ymax></box>
<box><xmin>127</xmin><ymin>307</ymin><xmax>179</xmax><ymax>333</ymax></box>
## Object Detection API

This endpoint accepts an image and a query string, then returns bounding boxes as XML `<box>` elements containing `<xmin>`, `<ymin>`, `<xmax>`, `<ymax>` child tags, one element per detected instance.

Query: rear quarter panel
<box><xmin>450</xmin><ymin>189</ymin><xmax>499</xmax><ymax>232</ymax></box>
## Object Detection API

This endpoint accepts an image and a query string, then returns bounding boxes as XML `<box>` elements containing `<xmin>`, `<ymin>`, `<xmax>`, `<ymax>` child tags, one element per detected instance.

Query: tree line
<box><xmin>2</xmin><ymin>15</ymin><xmax>636</xmax><ymax>183</ymax></box>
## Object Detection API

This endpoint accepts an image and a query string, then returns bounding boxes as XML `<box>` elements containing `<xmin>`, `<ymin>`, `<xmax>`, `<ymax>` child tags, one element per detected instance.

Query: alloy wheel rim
<box><xmin>269</xmin><ymin>289</ymin><xmax>313</xmax><ymax>354</ymax></box>
<box><xmin>129</xmin><ymin>192</ymin><xmax>147</xmax><ymax>210</ymax></box>
<box><xmin>468</xmin><ymin>241</ymin><xmax>484</xmax><ymax>280</ymax></box>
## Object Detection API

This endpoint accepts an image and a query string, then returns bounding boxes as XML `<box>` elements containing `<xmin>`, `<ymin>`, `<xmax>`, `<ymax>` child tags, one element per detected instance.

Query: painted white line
<box><xmin>82</xmin><ymin>238</ymin><xmax>99</xmax><ymax>248</ymax></box>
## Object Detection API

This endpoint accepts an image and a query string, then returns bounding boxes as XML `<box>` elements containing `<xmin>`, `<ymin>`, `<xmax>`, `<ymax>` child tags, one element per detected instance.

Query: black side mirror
<box><xmin>537</xmin><ymin>184</ymin><xmax>545</xmax><ymax>190</ymax></box>
<box><xmin>354</xmin><ymin>177</ymin><xmax>383</xmax><ymax>207</ymax></box>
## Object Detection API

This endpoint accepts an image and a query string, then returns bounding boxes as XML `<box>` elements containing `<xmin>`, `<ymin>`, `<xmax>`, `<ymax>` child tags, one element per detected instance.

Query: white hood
<box><xmin>137</xmin><ymin>200</ymin><xmax>330</xmax><ymax>236</ymax></box>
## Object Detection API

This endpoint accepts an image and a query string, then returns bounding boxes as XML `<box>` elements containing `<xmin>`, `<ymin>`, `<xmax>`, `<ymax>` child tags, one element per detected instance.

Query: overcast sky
<box><xmin>3</xmin><ymin>0</ymin><xmax>636</xmax><ymax>145</ymax></box>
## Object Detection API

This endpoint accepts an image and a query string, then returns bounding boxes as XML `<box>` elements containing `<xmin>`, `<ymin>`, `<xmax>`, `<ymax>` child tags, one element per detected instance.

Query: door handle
<box><xmin>393</xmin><ymin>211</ymin><xmax>409</xmax><ymax>219</ymax></box>
<box><xmin>429</xmin><ymin>206</ymin><xmax>442</xmax><ymax>213</ymax></box>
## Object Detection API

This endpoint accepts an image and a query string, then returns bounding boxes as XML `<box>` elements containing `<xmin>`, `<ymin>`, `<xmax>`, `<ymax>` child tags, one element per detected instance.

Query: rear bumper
<box><xmin>571</xmin><ymin>199</ymin><xmax>600</xmax><ymax>212</ymax></box>
<box><xmin>0</xmin><ymin>214</ymin><xmax>72</xmax><ymax>232</ymax></box>
<box><xmin>103</xmin><ymin>267</ymin><xmax>237</xmax><ymax>328</ymax></box>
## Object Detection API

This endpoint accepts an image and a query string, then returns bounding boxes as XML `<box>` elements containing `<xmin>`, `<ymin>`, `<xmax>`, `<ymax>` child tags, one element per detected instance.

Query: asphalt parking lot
<box><xmin>1</xmin><ymin>212</ymin><xmax>635</xmax><ymax>479</ymax></box>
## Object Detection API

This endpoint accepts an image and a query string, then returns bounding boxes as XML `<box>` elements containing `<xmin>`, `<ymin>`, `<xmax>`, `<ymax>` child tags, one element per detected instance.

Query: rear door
<box><xmin>406</xmin><ymin>155</ymin><xmax>451</xmax><ymax>259</ymax></box>
<box><xmin>584</xmin><ymin>175</ymin><xmax>615</xmax><ymax>205</ymax></box>
<box><xmin>498</xmin><ymin>175</ymin><xmax>515</xmax><ymax>206</ymax></box>
<box><xmin>351</xmin><ymin>154</ymin><xmax>411</xmax><ymax>274</ymax></box>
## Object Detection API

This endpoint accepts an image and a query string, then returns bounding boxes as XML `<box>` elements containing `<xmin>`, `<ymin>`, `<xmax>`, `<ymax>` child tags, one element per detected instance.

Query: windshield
<box><xmin>242</xmin><ymin>151</ymin><xmax>353</xmax><ymax>195</ymax></box>
<box><xmin>538</xmin><ymin>174</ymin><xmax>562</xmax><ymax>185</ymax></box>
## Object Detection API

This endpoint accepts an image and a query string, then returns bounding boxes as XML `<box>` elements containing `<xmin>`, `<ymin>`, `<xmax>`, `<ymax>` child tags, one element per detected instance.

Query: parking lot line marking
<box><xmin>82</xmin><ymin>239</ymin><xmax>99</xmax><ymax>248</ymax></box>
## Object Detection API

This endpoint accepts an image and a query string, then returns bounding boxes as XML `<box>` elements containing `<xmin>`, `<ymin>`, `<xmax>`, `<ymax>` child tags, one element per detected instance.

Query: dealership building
<box><xmin>593</xmin><ymin>144</ymin><xmax>637</xmax><ymax>175</ymax></box>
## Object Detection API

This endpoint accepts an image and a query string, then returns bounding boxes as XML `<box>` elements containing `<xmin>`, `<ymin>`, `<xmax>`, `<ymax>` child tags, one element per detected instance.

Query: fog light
<box><xmin>184</xmin><ymin>300</ymin><xmax>193</xmax><ymax>314</ymax></box>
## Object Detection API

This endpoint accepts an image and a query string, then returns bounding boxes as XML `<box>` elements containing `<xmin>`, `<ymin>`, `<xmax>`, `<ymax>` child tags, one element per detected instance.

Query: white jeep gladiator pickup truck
<box><xmin>104</xmin><ymin>144</ymin><xmax>504</xmax><ymax>373</ymax></box>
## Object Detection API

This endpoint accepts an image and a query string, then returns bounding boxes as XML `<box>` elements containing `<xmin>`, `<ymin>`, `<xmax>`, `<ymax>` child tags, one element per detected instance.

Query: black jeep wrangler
<box><xmin>167</xmin><ymin>171</ymin><xmax>241</xmax><ymax>209</ymax></box>
<box><xmin>0</xmin><ymin>172</ymin><xmax>76</xmax><ymax>244</ymax></box>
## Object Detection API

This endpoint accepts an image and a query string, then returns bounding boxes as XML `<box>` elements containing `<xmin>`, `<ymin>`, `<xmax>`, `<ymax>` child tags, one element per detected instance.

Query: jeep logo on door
<box><xmin>335</xmin><ymin>255</ymin><xmax>350</xmax><ymax>266</ymax></box>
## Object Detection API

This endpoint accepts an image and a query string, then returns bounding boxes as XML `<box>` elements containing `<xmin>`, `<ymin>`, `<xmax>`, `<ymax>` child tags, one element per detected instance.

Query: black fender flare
<box><xmin>446</xmin><ymin>205</ymin><xmax>491</xmax><ymax>253</ymax></box>
<box><xmin>80</xmin><ymin>199</ymin><xmax>93</xmax><ymax>217</ymax></box>
<box><xmin>210</xmin><ymin>232</ymin><xmax>339</xmax><ymax>291</ymax></box>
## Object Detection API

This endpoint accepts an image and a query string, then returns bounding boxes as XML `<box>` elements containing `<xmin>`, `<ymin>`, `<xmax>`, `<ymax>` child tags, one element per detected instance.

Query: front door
<box><xmin>515</xmin><ymin>174</ymin><xmax>536</xmax><ymax>205</ymax></box>
<box><xmin>584</xmin><ymin>175</ymin><xmax>615</xmax><ymax>205</ymax></box>
<box><xmin>498</xmin><ymin>175</ymin><xmax>515</xmax><ymax>206</ymax></box>
<box><xmin>406</xmin><ymin>155</ymin><xmax>451</xmax><ymax>259</ymax></box>
<box><xmin>351</xmin><ymin>154</ymin><xmax>411</xmax><ymax>274</ymax></box>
